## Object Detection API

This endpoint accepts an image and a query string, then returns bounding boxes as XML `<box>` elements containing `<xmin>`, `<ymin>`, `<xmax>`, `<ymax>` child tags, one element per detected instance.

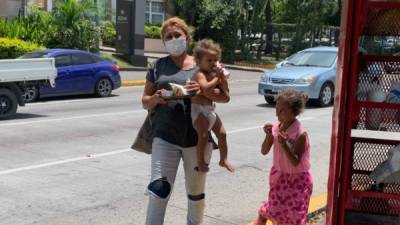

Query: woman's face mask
<box><xmin>164</xmin><ymin>38</ymin><xmax>187</xmax><ymax>56</ymax></box>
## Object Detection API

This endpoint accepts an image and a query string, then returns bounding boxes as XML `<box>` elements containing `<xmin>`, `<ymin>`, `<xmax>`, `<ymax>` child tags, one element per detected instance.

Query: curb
<box><xmin>120</xmin><ymin>67</ymin><xmax>147</xmax><ymax>72</ymax></box>
<box><xmin>119</xmin><ymin>65</ymin><xmax>267</xmax><ymax>73</ymax></box>
<box><xmin>122</xmin><ymin>80</ymin><xmax>146</xmax><ymax>87</ymax></box>
<box><xmin>225</xmin><ymin>65</ymin><xmax>267</xmax><ymax>73</ymax></box>
<box><xmin>246</xmin><ymin>193</ymin><xmax>327</xmax><ymax>225</ymax></box>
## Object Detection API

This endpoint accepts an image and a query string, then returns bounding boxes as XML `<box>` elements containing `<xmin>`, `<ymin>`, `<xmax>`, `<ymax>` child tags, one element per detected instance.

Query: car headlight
<box><xmin>260</xmin><ymin>74</ymin><xmax>270</xmax><ymax>83</ymax></box>
<box><xmin>294</xmin><ymin>75</ymin><xmax>316</xmax><ymax>84</ymax></box>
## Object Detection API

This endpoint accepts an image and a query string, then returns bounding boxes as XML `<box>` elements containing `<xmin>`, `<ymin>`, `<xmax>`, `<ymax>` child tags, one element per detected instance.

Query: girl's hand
<box><xmin>264</xmin><ymin>123</ymin><xmax>273</xmax><ymax>135</ymax></box>
<box><xmin>278</xmin><ymin>131</ymin><xmax>288</xmax><ymax>145</ymax></box>
<box><xmin>185</xmin><ymin>80</ymin><xmax>201</xmax><ymax>95</ymax></box>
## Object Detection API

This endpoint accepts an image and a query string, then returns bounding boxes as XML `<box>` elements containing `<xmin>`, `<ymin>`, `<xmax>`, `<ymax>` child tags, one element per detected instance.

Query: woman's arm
<box><xmin>142</xmin><ymin>80</ymin><xmax>167</xmax><ymax>110</ymax></box>
<box><xmin>278</xmin><ymin>132</ymin><xmax>307</xmax><ymax>166</ymax></box>
<box><xmin>203</xmin><ymin>88</ymin><xmax>230</xmax><ymax>103</ymax></box>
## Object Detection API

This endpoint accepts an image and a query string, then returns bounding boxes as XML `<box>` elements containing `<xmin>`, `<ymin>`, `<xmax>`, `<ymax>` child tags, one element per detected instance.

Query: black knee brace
<box><xmin>148</xmin><ymin>177</ymin><xmax>171</xmax><ymax>199</ymax></box>
<box><xmin>188</xmin><ymin>193</ymin><xmax>205</xmax><ymax>201</ymax></box>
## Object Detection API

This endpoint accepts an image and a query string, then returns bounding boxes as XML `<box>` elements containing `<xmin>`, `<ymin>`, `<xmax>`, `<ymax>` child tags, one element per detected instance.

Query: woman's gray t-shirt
<box><xmin>146</xmin><ymin>56</ymin><xmax>198</xmax><ymax>147</ymax></box>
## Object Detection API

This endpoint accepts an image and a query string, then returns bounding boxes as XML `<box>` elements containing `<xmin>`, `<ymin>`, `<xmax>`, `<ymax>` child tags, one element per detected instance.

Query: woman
<box><xmin>142</xmin><ymin>17</ymin><xmax>229</xmax><ymax>225</ymax></box>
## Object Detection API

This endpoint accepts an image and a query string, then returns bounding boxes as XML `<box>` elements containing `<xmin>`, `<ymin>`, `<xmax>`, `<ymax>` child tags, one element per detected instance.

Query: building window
<box><xmin>145</xmin><ymin>0</ymin><xmax>164</xmax><ymax>25</ymax></box>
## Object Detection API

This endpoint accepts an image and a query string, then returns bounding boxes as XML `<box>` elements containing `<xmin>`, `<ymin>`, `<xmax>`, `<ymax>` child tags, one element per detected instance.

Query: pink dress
<box><xmin>258</xmin><ymin>119</ymin><xmax>313</xmax><ymax>225</ymax></box>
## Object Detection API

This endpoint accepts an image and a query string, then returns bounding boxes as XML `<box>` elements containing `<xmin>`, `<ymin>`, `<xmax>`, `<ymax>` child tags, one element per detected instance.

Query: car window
<box><xmin>19</xmin><ymin>52</ymin><xmax>48</xmax><ymax>59</ymax></box>
<box><xmin>92</xmin><ymin>55</ymin><xmax>105</xmax><ymax>63</ymax></box>
<box><xmin>55</xmin><ymin>55</ymin><xmax>72</xmax><ymax>67</ymax></box>
<box><xmin>288</xmin><ymin>51</ymin><xmax>337</xmax><ymax>67</ymax></box>
<box><xmin>71</xmin><ymin>53</ymin><xmax>96</xmax><ymax>65</ymax></box>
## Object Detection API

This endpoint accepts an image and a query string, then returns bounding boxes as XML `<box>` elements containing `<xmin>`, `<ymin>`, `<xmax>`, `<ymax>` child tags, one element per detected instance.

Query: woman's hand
<box><xmin>152</xmin><ymin>89</ymin><xmax>168</xmax><ymax>105</ymax></box>
<box><xmin>185</xmin><ymin>80</ymin><xmax>201</xmax><ymax>95</ymax></box>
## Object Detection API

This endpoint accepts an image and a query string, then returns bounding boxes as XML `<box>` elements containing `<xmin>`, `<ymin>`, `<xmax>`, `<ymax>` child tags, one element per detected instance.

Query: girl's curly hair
<box><xmin>276</xmin><ymin>89</ymin><xmax>309</xmax><ymax>116</ymax></box>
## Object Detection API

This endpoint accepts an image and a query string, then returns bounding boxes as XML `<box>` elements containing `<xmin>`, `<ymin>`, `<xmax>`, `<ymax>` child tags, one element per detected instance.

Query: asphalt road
<box><xmin>0</xmin><ymin>69</ymin><xmax>333</xmax><ymax>225</ymax></box>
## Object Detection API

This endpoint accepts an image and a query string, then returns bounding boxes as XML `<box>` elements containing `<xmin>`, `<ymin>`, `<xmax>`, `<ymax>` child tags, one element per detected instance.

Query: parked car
<box><xmin>259</xmin><ymin>46</ymin><xmax>338</xmax><ymax>107</ymax></box>
<box><xmin>275</xmin><ymin>53</ymin><xmax>297</xmax><ymax>68</ymax></box>
<box><xmin>20</xmin><ymin>49</ymin><xmax>121</xmax><ymax>102</ymax></box>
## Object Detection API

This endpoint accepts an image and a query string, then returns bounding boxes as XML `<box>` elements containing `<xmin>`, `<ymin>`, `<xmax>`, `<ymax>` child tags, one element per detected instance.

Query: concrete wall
<box><xmin>145</xmin><ymin>38</ymin><xmax>167</xmax><ymax>53</ymax></box>
<box><xmin>0</xmin><ymin>0</ymin><xmax>21</xmax><ymax>19</ymax></box>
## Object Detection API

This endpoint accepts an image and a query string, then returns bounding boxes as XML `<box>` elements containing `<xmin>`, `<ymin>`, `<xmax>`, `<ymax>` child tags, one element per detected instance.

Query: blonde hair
<box><xmin>193</xmin><ymin>39</ymin><xmax>222</xmax><ymax>60</ymax></box>
<box><xmin>276</xmin><ymin>89</ymin><xmax>309</xmax><ymax>116</ymax></box>
<box><xmin>161</xmin><ymin>17</ymin><xmax>192</xmax><ymax>44</ymax></box>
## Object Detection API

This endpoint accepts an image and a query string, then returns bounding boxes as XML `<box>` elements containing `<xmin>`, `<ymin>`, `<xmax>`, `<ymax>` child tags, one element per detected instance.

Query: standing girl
<box><xmin>255</xmin><ymin>89</ymin><xmax>313</xmax><ymax>225</ymax></box>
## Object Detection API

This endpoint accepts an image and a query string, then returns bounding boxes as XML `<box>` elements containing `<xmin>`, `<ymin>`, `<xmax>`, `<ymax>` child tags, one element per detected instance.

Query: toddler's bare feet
<box><xmin>253</xmin><ymin>216</ymin><xmax>267</xmax><ymax>225</ymax></box>
<box><xmin>219</xmin><ymin>159</ymin><xmax>235</xmax><ymax>172</ymax></box>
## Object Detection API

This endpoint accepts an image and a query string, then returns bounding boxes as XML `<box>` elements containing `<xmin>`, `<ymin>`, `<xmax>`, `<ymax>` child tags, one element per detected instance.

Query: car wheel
<box><xmin>317</xmin><ymin>82</ymin><xmax>334</xmax><ymax>107</ymax></box>
<box><xmin>0</xmin><ymin>89</ymin><xmax>18</xmax><ymax>119</ymax></box>
<box><xmin>23</xmin><ymin>86</ymin><xmax>39</xmax><ymax>103</ymax></box>
<box><xmin>95</xmin><ymin>78</ymin><xmax>113</xmax><ymax>97</ymax></box>
<box><xmin>264</xmin><ymin>96</ymin><xmax>276</xmax><ymax>105</ymax></box>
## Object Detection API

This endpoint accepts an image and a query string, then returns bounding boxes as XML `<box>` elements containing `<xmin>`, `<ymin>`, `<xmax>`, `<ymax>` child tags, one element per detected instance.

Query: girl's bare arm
<box><xmin>261</xmin><ymin>123</ymin><xmax>273</xmax><ymax>155</ymax></box>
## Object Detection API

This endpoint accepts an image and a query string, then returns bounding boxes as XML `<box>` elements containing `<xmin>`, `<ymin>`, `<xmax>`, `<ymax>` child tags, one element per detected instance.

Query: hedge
<box><xmin>0</xmin><ymin>37</ymin><xmax>45</xmax><ymax>59</ymax></box>
<box><xmin>145</xmin><ymin>25</ymin><xmax>161</xmax><ymax>39</ymax></box>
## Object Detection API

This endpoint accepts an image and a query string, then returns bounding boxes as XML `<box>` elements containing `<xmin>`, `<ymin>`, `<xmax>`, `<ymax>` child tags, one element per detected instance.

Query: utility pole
<box><xmin>20</xmin><ymin>0</ymin><xmax>27</xmax><ymax>17</ymax></box>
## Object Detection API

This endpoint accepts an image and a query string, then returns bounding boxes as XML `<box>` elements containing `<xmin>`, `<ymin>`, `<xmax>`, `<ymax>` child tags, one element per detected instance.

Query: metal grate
<box><xmin>362</xmin><ymin>7</ymin><xmax>400</xmax><ymax>36</ymax></box>
<box><xmin>356</xmin><ymin>107</ymin><xmax>400</xmax><ymax>132</ymax></box>
<box><xmin>271</xmin><ymin>78</ymin><xmax>294</xmax><ymax>84</ymax></box>
<box><xmin>357</xmin><ymin>60</ymin><xmax>400</xmax><ymax>101</ymax></box>
<box><xmin>351</xmin><ymin>173</ymin><xmax>400</xmax><ymax>194</ymax></box>
<box><xmin>352</xmin><ymin>141</ymin><xmax>396</xmax><ymax>171</ymax></box>
<box><xmin>352</xmin><ymin>196</ymin><xmax>400</xmax><ymax>215</ymax></box>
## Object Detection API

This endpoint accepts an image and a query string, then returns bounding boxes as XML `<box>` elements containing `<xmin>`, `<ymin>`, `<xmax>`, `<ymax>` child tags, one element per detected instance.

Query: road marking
<box><xmin>0</xmin><ymin>118</ymin><xmax>315</xmax><ymax>175</ymax></box>
<box><xmin>227</xmin><ymin>117</ymin><xmax>313</xmax><ymax>134</ymax></box>
<box><xmin>0</xmin><ymin>110</ymin><xmax>145</xmax><ymax>127</ymax></box>
<box><xmin>0</xmin><ymin>149</ymin><xmax>132</xmax><ymax>175</ymax></box>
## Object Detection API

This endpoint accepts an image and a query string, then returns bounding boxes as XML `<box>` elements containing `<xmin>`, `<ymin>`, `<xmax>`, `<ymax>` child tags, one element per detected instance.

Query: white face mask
<box><xmin>165</xmin><ymin>38</ymin><xmax>187</xmax><ymax>56</ymax></box>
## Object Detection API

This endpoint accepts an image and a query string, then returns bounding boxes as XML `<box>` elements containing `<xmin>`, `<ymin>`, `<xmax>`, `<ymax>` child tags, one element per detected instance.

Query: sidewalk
<box><xmin>101</xmin><ymin>46</ymin><xmax>268</xmax><ymax>87</ymax></box>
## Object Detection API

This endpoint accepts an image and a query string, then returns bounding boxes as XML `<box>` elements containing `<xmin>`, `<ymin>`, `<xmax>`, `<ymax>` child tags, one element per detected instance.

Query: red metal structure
<box><xmin>327</xmin><ymin>0</ymin><xmax>400</xmax><ymax>224</ymax></box>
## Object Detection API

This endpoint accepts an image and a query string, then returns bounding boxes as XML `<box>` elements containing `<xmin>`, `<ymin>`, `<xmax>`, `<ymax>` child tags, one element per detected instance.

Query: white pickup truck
<box><xmin>0</xmin><ymin>58</ymin><xmax>57</xmax><ymax>119</ymax></box>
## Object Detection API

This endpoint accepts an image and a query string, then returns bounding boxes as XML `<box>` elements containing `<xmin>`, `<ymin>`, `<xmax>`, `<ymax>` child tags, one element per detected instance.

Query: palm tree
<box><xmin>54</xmin><ymin>0</ymin><xmax>94</xmax><ymax>28</ymax></box>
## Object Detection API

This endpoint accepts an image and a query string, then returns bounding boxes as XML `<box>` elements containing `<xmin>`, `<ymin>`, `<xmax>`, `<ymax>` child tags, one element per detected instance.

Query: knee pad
<box><xmin>188</xmin><ymin>193</ymin><xmax>205</xmax><ymax>201</ymax></box>
<box><xmin>148</xmin><ymin>178</ymin><xmax>171</xmax><ymax>199</ymax></box>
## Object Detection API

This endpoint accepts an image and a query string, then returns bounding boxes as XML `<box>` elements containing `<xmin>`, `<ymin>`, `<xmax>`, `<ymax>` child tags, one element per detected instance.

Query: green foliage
<box><xmin>174</xmin><ymin>0</ymin><xmax>238</xmax><ymax>63</ymax></box>
<box><xmin>173</xmin><ymin>0</ymin><xmax>341</xmax><ymax>62</ymax></box>
<box><xmin>0</xmin><ymin>37</ymin><xmax>45</xmax><ymax>59</ymax></box>
<box><xmin>49</xmin><ymin>0</ymin><xmax>100</xmax><ymax>51</ymax></box>
<box><xmin>0</xmin><ymin>0</ymin><xmax>100</xmax><ymax>52</ymax></box>
<box><xmin>145</xmin><ymin>25</ymin><xmax>162</xmax><ymax>39</ymax></box>
<box><xmin>101</xmin><ymin>21</ymin><xmax>116</xmax><ymax>46</ymax></box>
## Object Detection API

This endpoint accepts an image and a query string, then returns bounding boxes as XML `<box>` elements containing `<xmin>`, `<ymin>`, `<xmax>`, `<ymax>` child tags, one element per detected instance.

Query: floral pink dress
<box><xmin>258</xmin><ymin>119</ymin><xmax>313</xmax><ymax>225</ymax></box>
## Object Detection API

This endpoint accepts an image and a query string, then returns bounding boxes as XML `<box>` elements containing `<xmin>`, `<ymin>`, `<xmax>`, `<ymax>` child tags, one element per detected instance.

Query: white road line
<box><xmin>226</xmin><ymin>117</ymin><xmax>313</xmax><ymax>134</ymax></box>
<box><xmin>0</xmin><ymin>149</ymin><xmax>131</xmax><ymax>175</ymax></box>
<box><xmin>0</xmin><ymin>117</ymin><xmax>315</xmax><ymax>175</ymax></box>
<box><xmin>0</xmin><ymin>110</ymin><xmax>144</xmax><ymax>127</ymax></box>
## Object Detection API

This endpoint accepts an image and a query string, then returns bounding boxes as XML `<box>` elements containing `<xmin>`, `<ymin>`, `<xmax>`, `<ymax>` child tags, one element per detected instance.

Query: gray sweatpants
<box><xmin>145</xmin><ymin>137</ymin><xmax>212</xmax><ymax>225</ymax></box>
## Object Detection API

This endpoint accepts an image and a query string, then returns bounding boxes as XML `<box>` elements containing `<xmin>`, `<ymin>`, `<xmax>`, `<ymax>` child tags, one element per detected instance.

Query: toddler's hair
<box><xmin>193</xmin><ymin>39</ymin><xmax>221</xmax><ymax>60</ymax></box>
<box><xmin>276</xmin><ymin>89</ymin><xmax>309</xmax><ymax>116</ymax></box>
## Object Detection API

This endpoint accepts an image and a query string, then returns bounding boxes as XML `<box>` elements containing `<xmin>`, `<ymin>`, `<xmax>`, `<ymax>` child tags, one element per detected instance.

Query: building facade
<box><xmin>1</xmin><ymin>0</ymin><xmax>171</xmax><ymax>25</ymax></box>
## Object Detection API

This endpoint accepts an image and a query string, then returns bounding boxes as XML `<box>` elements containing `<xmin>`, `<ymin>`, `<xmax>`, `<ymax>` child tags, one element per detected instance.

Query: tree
<box><xmin>264</xmin><ymin>0</ymin><xmax>273</xmax><ymax>55</ymax></box>
<box><xmin>48</xmin><ymin>0</ymin><xmax>100</xmax><ymax>51</ymax></box>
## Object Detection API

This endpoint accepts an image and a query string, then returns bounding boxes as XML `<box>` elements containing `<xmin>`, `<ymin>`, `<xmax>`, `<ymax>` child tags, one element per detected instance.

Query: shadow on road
<box><xmin>33</xmin><ymin>94</ymin><xmax>119</xmax><ymax>103</ymax></box>
<box><xmin>7</xmin><ymin>113</ymin><xmax>49</xmax><ymax>120</ymax></box>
